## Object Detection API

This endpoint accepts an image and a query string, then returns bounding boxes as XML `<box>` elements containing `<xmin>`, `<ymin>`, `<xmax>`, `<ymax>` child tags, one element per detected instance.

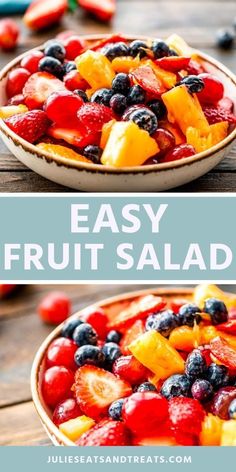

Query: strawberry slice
<box><xmin>23</xmin><ymin>72</ymin><xmax>66</xmax><ymax>110</ymax></box>
<box><xmin>186</xmin><ymin>59</ymin><xmax>205</xmax><ymax>75</ymax></box>
<box><xmin>210</xmin><ymin>336</ymin><xmax>236</xmax><ymax>369</ymax></box>
<box><xmin>5</xmin><ymin>110</ymin><xmax>50</xmax><ymax>143</ymax></box>
<box><xmin>47</xmin><ymin>124</ymin><xmax>100</xmax><ymax>148</ymax></box>
<box><xmin>77</xmin><ymin>419</ymin><xmax>130</xmax><ymax>446</ymax></box>
<box><xmin>23</xmin><ymin>0</ymin><xmax>67</xmax><ymax>30</ymax></box>
<box><xmin>88</xmin><ymin>33</ymin><xmax>128</xmax><ymax>52</ymax></box>
<box><xmin>108</xmin><ymin>295</ymin><xmax>166</xmax><ymax>331</ymax></box>
<box><xmin>77</xmin><ymin>103</ymin><xmax>114</xmax><ymax>133</ymax></box>
<box><xmin>218</xmin><ymin>97</ymin><xmax>234</xmax><ymax>113</ymax></box>
<box><xmin>169</xmin><ymin>298</ymin><xmax>189</xmax><ymax>314</ymax></box>
<box><xmin>73</xmin><ymin>365</ymin><xmax>132</xmax><ymax>419</ymax></box>
<box><xmin>217</xmin><ymin>320</ymin><xmax>236</xmax><ymax>335</ymax></box>
<box><xmin>120</xmin><ymin>319</ymin><xmax>145</xmax><ymax>354</ymax></box>
<box><xmin>131</xmin><ymin>66</ymin><xmax>166</xmax><ymax>97</ymax></box>
<box><xmin>203</xmin><ymin>105</ymin><xmax>236</xmax><ymax>125</ymax></box>
<box><xmin>155</xmin><ymin>56</ymin><xmax>190</xmax><ymax>72</ymax></box>
<box><xmin>78</xmin><ymin>0</ymin><xmax>116</xmax><ymax>22</ymax></box>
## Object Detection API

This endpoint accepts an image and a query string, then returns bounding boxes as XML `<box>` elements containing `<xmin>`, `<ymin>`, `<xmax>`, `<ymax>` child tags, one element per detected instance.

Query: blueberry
<box><xmin>110</xmin><ymin>93</ymin><xmax>127</xmax><ymax>114</ymax></box>
<box><xmin>63</xmin><ymin>61</ymin><xmax>76</xmax><ymax>74</ymax></box>
<box><xmin>44</xmin><ymin>41</ymin><xmax>66</xmax><ymax>62</ymax></box>
<box><xmin>102</xmin><ymin>342</ymin><xmax>121</xmax><ymax>368</ymax></box>
<box><xmin>178</xmin><ymin>303</ymin><xmax>202</xmax><ymax>327</ymax></box>
<box><xmin>206</xmin><ymin>363</ymin><xmax>230</xmax><ymax>390</ymax></box>
<box><xmin>61</xmin><ymin>318</ymin><xmax>84</xmax><ymax>339</ymax></box>
<box><xmin>112</xmin><ymin>73</ymin><xmax>131</xmax><ymax>95</ymax></box>
<box><xmin>128</xmin><ymin>107</ymin><xmax>158</xmax><ymax>135</ymax></box>
<box><xmin>137</xmin><ymin>382</ymin><xmax>157</xmax><ymax>393</ymax></box>
<box><xmin>147</xmin><ymin>99</ymin><xmax>166</xmax><ymax>120</ymax></box>
<box><xmin>108</xmin><ymin>398</ymin><xmax>125</xmax><ymax>420</ymax></box>
<box><xmin>73</xmin><ymin>323</ymin><xmax>98</xmax><ymax>346</ymax></box>
<box><xmin>161</xmin><ymin>374</ymin><xmax>191</xmax><ymax>399</ymax></box>
<box><xmin>179</xmin><ymin>75</ymin><xmax>205</xmax><ymax>93</ymax></box>
<box><xmin>106</xmin><ymin>330</ymin><xmax>122</xmax><ymax>344</ymax></box>
<box><xmin>127</xmin><ymin>85</ymin><xmax>146</xmax><ymax>105</ymax></box>
<box><xmin>191</xmin><ymin>379</ymin><xmax>213</xmax><ymax>402</ymax></box>
<box><xmin>74</xmin><ymin>89</ymin><xmax>89</xmax><ymax>102</ymax></box>
<box><xmin>169</xmin><ymin>49</ymin><xmax>179</xmax><ymax>56</ymax></box>
<box><xmin>216</xmin><ymin>30</ymin><xmax>234</xmax><ymax>50</ymax></box>
<box><xmin>229</xmin><ymin>398</ymin><xmax>236</xmax><ymax>419</ymax></box>
<box><xmin>185</xmin><ymin>349</ymin><xmax>207</xmax><ymax>380</ymax></box>
<box><xmin>74</xmin><ymin>345</ymin><xmax>105</xmax><ymax>367</ymax></box>
<box><xmin>152</xmin><ymin>40</ymin><xmax>170</xmax><ymax>59</ymax></box>
<box><xmin>104</xmin><ymin>42</ymin><xmax>130</xmax><ymax>61</ymax></box>
<box><xmin>91</xmin><ymin>88</ymin><xmax>113</xmax><ymax>107</ymax></box>
<box><xmin>145</xmin><ymin>310</ymin><xmax>179</xmax><ymax>337</ymax></box>
<box><xmin>204</xmin><ymin>298</ymin><xmax>228</xmax><ymax>325</ymax></box>
<box><xmin>39</xmin><ymin>56</ymin><xmax>63</xmax><ymax>78</ymax></box>
<box><xmin>83</xmin><ymin>145</ymin><xmax>102</xmax><ymax>164</ymax></box>
<box><xmin>129</xmin><ymin>40</ymin><xmax>148</xmax><ymax>59</ymax></box>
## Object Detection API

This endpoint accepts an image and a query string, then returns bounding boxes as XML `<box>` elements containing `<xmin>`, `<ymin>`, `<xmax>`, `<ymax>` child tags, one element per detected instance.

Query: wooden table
<box><xmin>0</xmin><ymin>0</ymin><xmax>235</xmax><ymax>192</ymax></box>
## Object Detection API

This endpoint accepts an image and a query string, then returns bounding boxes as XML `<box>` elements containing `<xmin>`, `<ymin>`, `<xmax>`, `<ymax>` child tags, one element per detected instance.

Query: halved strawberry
<box><xmin>113</xmin><ymin>355</ymin><xmax>149</xmax><ymax>385</ymax></box>
<box><xmin>108</xmin><ymin>295</ymin><xmax>166</xmax><ymax>331</ymax></box>
<box><xmin>131</xmin><ymin>66</ymin><xmax>166</xmax><ymax>97</ymax></box>
<box><xmin>218</xmin><ymin>97</ymin><xmax>234</xmax><ymax>113</ymax></box>
<box><xmin>89</xmin><ymin>34</ymin><xmax>128</xmax><ymax>52</ymax></box>
<box><xmin>203</xmin><ymin>105</ymin><xmax>236</xmax><ymax>125</ymax></box>
<box><xmin>77</xmin><ymin>103</ymin><xmax>114</xmax><ymax>133</ymax></box>
<box><xmin>120</xmin><ymin>319</ymin><xmax>145</xmax><ymax>354</ymax></box>
<box><xmin>73</xmin><ymin>365</ymin><xmax>132</xmax><ymax>419</ymax></box>
<box><xmin>78</xmin><ymin>0</ymin><xmax>116</xmax><ymax>22</ymax></box>
<box><xmin>47</xmin><ymin>124</ymin><xmax>100</xmax><ymax>148</ymax></box>
<box><xmin>23</xmin><ymin>0</ymin><xmax>67</xmax><ymax>30</ymax></box>
<box><xmin>217</xmin><ymin>320</ymin><xmax>236</xmax><ymax>335</ymax></box>
<box><xmin>77</xmin><ymin>419</ymin><xmax>130</xmax><ymax>446</ymax></box>
<box><xmin>5</xmin><ymin>110</ymin><xmax>50</xmax><ymax>143</ymax></box>
<box><xmin>155</xmin><ymin>56</ymin><xmax>190</xmax><ymax>72</ymax></box>
<box><xmin>23</xmin><ymin>72</ymin><xmax>65</xmax><ymax>110</ymax></box>
<box><xmin>210</xmin><ymin>336</ymin><xmax>236</xmax><ymax>369</ymax></box>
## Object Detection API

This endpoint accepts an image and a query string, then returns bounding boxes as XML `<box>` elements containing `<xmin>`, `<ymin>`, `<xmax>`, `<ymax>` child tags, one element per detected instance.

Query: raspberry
<box><xmin>168</xmin><ymin>397</ymin><xmax>205</xmax><ymax>438</ymax></box>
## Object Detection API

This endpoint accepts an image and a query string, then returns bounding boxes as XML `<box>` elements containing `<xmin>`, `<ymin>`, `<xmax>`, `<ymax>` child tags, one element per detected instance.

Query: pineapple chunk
<box><xmin>221</xmin><ymin>420</ymin><xmax>236</xmax><ymax>446</ymax></box>
<box><xmin>144</xmin><ymin>59</ymin><xmax>177</xmax><ymax>89</ymax></box>
<box><xmin>76</xmin><ymin>50</ymin><xmax>115</xmax><ymax>89</ymax></box>
<box><xmin>186</xmin><ymin>122</ymin><xmax>228</xmax><ymax>153</ymax></box>
<box><xmin>129</xmin><ymin>330</ymin><xmax>184</xmax><ymax>379</ymax></box>
<box><xmin>111</xmin><ymin>56</ymin><xmax>141</xmax><ymax>73</ymax></box>
<box><xmin>165</xmin><ymin>34</ymin><xmax>193</xmax><ymax>56</ymax></box>
<box><xmin>0</xmin><ymin>104</ymin><xmax>28</xmax><ymax>119</ymax></box>
<box><xmin>101</xmin><ymin>121</ymin><xmax>159</xmax><ymax>167</ymax></box>
<box><xmin>100</xmin><ymin>119</ymin><xmax>117</xmax><ymax>149</ymax></box>
<box><xmin>162</xmin><ymin>85</ymin><xmax>210</xmax><ymax>135</ymax></box>
<box><xmin>59</xmin><ymin>415</ymin><xmax>95</xmax><ymax>441</ymax></box>
<box><xmin>169</xmin><ymin>325</ymin><xmax>201</xmax><ymax>352</ymax></box>
<box><xmin>200</xmin><ymin>414</ymin><xmax>223</xmax><ymax>446</ymax></box>
<box><xmin>194</xmin><ymin>284</ymin><xmax>236</xmax><ymax>310</ymax></box>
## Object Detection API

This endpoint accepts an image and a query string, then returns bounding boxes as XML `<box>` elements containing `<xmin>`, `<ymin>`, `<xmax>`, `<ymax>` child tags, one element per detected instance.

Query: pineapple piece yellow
<box><xmin>101</xmin><ymin>121</ymin><xmax>159</xmax><ymax>167</ymax></box>
<box><xmin>76</xmin><ymin>50</ymin><xmax>115</xmax><ymax>89</ymax></box>
<box><xmin>0</xmin><ymin>104</ymin><xmax>28</xmax><ymax>119</ymax></box>
<box><xmin>200</xmin><ymin>414</ymin><xmax>223</xmax><ymax>446</ymax></box>
<box><xmin>186</xmin><ymin>122</ymin><xmax>228</xmax><ymax>153</ymax></box>
<box><xmin>165</xmin><ymin>34</ymin><xmax>193</xmax><ymax>56</ymax></box>
<box><xmin>59</xmin><ymin>415</ymin><xmax>95</xmax><ymax>442</ymax></box>
<box><xmin>221</xmin><ymin>420</ymin><xmax>236</xmax><ymax>446</ymax></box>
<box><xmin>194</xmin><ymin>284</ymin><xmax>236</xmax><ymax>310</ymax></box>
<box><xmin>111</xmin><ymin>56</ymin><xmax>141</xmax><ymax>73</ymax></box>
<box><xmin>129</xmin><ymin>330</ymin><xmax>184</xmax><ymax>379</ymax></box>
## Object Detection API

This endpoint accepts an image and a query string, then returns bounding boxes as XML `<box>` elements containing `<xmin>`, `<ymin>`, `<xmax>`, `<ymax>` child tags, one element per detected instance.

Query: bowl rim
<box><xmin>31</xmin><ymin>286</ymin><xmax>195</xmax><ymax>446</ymax></box>
<box><xmin>1</xmin><ymin>33</ymin><xmax>236</xmax><ymax>175</ymax></box>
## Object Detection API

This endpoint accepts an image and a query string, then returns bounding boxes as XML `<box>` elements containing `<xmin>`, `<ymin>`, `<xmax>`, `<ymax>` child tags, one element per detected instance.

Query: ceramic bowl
<box><xmin>31</xmin><ymin>286</ymin><xmax>193</xmax><ymax>446</ymax></box>
<box><xmin>0</xmin><ymin>35</ymin><xmax>236</xmax><ymax>192</ymax></box>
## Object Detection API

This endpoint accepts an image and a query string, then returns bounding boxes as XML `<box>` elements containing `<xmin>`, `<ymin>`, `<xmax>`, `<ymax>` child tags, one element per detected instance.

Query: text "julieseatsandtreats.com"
<box><xmin>46</xmin><ymin>455</ymin><xmax>192</xmax><ymax>464</ymax></box>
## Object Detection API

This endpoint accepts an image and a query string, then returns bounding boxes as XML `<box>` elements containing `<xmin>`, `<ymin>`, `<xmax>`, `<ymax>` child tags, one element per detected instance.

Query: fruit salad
<box><xmin>1</xmin><ymin>34</ymin><xmax>236</xmax><ymax>167</ymax></box>
<box><xmin>39</xmin><ymin>285</ymin><xmax>236</xmax><ymax>446</ymax></box>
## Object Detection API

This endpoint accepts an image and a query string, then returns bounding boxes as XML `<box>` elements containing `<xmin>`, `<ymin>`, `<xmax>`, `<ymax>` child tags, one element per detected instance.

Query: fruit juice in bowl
<box><xmin>31</xmin><ymin>285</ymin><xmax>236</xmax><ymax>447</ymax></box>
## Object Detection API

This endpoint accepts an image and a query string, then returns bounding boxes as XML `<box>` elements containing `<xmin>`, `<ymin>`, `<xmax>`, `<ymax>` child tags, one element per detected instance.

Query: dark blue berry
<box><xmin>63</xmin><ymin>61</ymin><xmax>76</xmax><ymax>74</ymax></box>
<box><xmin>112</xmin><ymin>73</ymin><xmax>131</xmax><ymax>95</ymax></box>
<box><xmin>110</xmin><ymin>93</ymin><xmax>127</xmax><ymax>114</ymax></box>
<box><xmin>178</xmin><ymin>303</ymin><xmax>202</xmax><ymax>327</ymax></box>
<box><xmin>127</xmin><ymin>85</ymin><xmax>146</xmax><ymax>105</ymax></box>
<box><xmin>106</xmin><ymin>330</ymin><xmax>122</xmax><ymax>343</ymax></box>
<box><xmin>128</xmin><ymin>107</ymin><xmax>158</xmax><ymax>135</ymax></box>
<box><xmin>179</xmin><ymin>75</ymin><xmax>205</xmax><ymax>93</ymax></box>
<box><xmin>152</xmin><ymin>40</ymin><xmax>170</xmax><ymax>59</ymax></box>
<box><xmin>74</xmin><ymin>345</ymin><xmax>105</xmax><ymax>367</ymax></box>
<box><xmin>229</xmin><ymin>398</ymin><xmax>236</xmax><ymax>419</ymax></box>
<box><xmin>39</xmin><ymin>56</ymin><xmax>63</xmax><ymax>78</ymax></box>
<box><xmin>204</xmin><ymin>298</ymin><xmax>228</xmax><ymax>325</ymax></box>
<box><xmin>161</xmin><ymin>374</ymin><xmax>191</xmax><ymax>399</ymax></box>
<box><xmin>73</xmin><ymin>323</ymin><xmax>98</xmax><ymax>346</ymax></box>
<box><xmin>44</xmin><ymin>42</ymin><xmax>66</xmax><ymax>62</ymax></box>
<box><xmin>91</xmin><ymin>88</ymin><xmax>113</xmax><ymax>107</ymax></box>
<box><xmin>185</xmin><ymin>349</ymin><xmax>207</xmax><ymax>380</ymax></box>
<box><xmin>206</xmin><ymin>363</ymin><xmax>230</xmax><ymax>390</ymax></box>
<box><xmin>145</xmin><ymin>310</ymin><xmax>179</xmax><ymax>337</ymax></box>
<box><xmin>137</xmin><ymin>382</ymin><xmax>157</xmax><ymax>392</ymax></box>
<box><xmin>191</xmin><ymin>379</ymin><xmax>213</xmax><ymax>402</ymax></box>
<box><xmin>102</xmin><ymin>342</ymin><xmax>121</xmax><ymax>368</ymax></box>
<box><xmin>83</xmin><ymin>145</ymin><xmax>102</xmax><ymax>164</ymax></box>
<box><xmin>74</xmin><ymin>89</ymin><xmax>88</xmax><ymax>102</ymax></box>
<box><xmin>108</xmin><ymin>398</ymin><xmax>125</xmax><ymax>420</ymax></box>
<box><xmin>61</xmin><ymin>318</ymin><xmax>84</xmax><ymax>339</ymax></box>
<box><xmin>216</xmin><ymin>30</ymin><xmax>234</xmax><ymax>50</ymax></box>
<box><xmin>104</xmin><ymin>42</ymin><xmax>130</xmax><ymax>61</ymax></box>
<box><xmin>147</xmin><ymin>99</ymin><xmax>166</xmax><ymax>120</ymax></box>
<box><xmin>169</xmin><ymin>49</ymin><xmax>178</xmax><ymax>56</ymax></box>
<box><xmin>129</xmin><ymin>40</ymin><xmax>148</xmax><ymax>59</ymax></box>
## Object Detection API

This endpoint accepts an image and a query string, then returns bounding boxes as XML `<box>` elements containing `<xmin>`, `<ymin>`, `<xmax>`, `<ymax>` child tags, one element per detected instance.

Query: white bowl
<box><xmin>1</xmin><ymin>34</ymin><xmax>236</xmax><ymax>192</ymax></box>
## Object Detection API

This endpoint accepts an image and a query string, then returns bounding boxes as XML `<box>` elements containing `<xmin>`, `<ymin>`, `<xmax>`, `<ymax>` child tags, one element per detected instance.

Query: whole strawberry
<box><xmin>5</xmin><ymin>110</ymin><xmax>50</xmax><ymax>143</ymax></box>
<box><xmin>77</xmin><ymin>419</ymin><xmax>130</xmax><ymax>446</ymax></box>
<box><xmin>168</xmin><ymin>397</ymin><xmax>205</xmax><ymax>438</ymax></box>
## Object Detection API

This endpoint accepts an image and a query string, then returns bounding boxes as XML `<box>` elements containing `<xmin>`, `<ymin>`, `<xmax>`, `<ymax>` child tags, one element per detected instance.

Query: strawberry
<box><xmin>77</xmin><ymin>103</ymin><xmax>114</xmax><ymax>133</ymax></box>
<box><xmin>113</xmin><ymin>355</ymin><xmax>149</xmax><ymax>385</ymax></box>
<box><xmin>47</xmin><ymin>124</ymin><xmax>100</xmax><ymax>148</ymax></box>
<box><xmin>108</xmin><ymin>295</ymin><xmax>166</xmax><ymax>331</ymax></box>
<box><xmin>77</xmin><ymin>419</ymin><xmax>130</xmax><ymax>446</ymax></box>
<box><xmin>131</xmin><ymin>66</ymin><xmax>166</xmax><ymax>97</ymax></box>
<box><xmin>217</xmin><ymin>320</ymin><xmax>236</xmax><ymax>335</ymax></box>
<box><xmin>0</xmin><ymin>19</ymin><xmax>19</xmax><ymax>50</ymax></box>
<box><xmin>203</xmin><ymin>104</ymin><xmax>236</xmax><ymax>125</ymax></box>
<box><xmin>89</xmin><ymin>34</ymin><xmax>128</xmax><ymax>52</ymax></box>
<box><xmin>155</xmin><ymin>56</ymin><xmax>190</xmax><ymax>72</ymax></box>
<box><xmin>120</xmin><ymin>319</ymin><xmax>145</xmax><ymax>354</ymax></box>
<box><xmin>186</xmin><ymin>59</ymin><xmax>205</xmax><ymax>75</ymax></box>
<box><xmin>24</xmin><ymin>0</ymin><xmax>68</xmax><ymax>31</ymax></box>
<box><xmin>210</xmin><ymin>336</ymin><xmax>236</xmax><ymax>370</ymax></box>
<box><xmin>5</xmin><ymin>110</ymin><xmax>50</xmax><ymax>143</ymax></box>
<box><xmin>217</xmin><ymin>97</ymin><xmax>234</xmax><ymax>113</ymax></box>
<box><xmin>45</xmin><ymin>91</ymin><xmax>84</xmax><ymax>126</ymax></box>
<box><xmin>77</xmin><ymin>0</ymin><xmax>116</xmax><ymax>22</ymax></box>
<box><xmin>168</xmin><ymin>397</ymin><xmax>205</xmax><ymax>438</ymax></box>
<box><xmin>63</xmin><ymin>70</ymin><xmax>89</xmax><ymax>91</ymax></box>
<box><xmin>73</xmin><ymin>365</ymin><xmax>132</xmax><ymax>419</ymax></box>
<box><xmin>169</xmin><ymin>298</ymin><xmax>189</xmax><ymax>314</ymax></box>
<box><xmin>23</xmin><ymin>72</ymin><xmax>66</xmax><ymax>110</ymax></box>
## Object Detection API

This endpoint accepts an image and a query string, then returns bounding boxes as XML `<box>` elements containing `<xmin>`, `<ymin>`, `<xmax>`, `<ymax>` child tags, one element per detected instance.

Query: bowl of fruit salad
<box><xmin>0</xmin><ymin>34</ymin><xmax>236</xmax><ymax>192</ymax></box>
<box><xmin>31</xmin><ymin>285</ymin><xmax>236</xmax><ymax>446</ymax></box>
